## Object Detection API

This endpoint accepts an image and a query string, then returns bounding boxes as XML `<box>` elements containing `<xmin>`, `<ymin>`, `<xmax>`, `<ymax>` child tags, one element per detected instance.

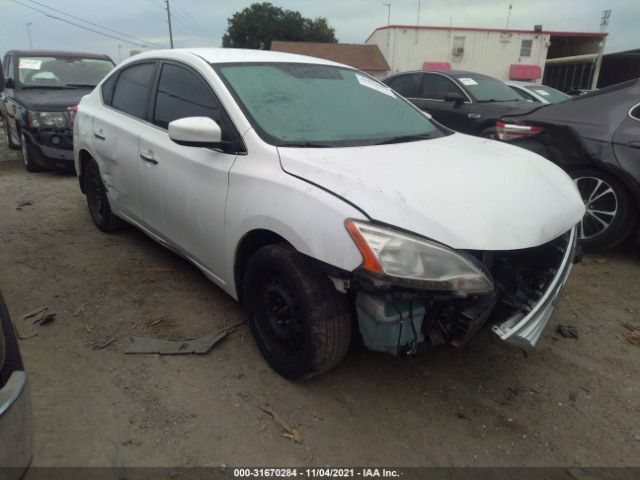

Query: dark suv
<box><xmin>383</xmin><ymin>70</ymin><xmax>532</xmax><ymax>138</ymax></box>
<box><xmin>1</xmin><ymin>50</ymin><xmax>114</xmax><ymax>172</ymax></box>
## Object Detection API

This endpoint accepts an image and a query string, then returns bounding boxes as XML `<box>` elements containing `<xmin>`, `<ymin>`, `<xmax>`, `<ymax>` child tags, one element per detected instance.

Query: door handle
<box><xmin>94</xmin><ymin>132</ymin><xmax>106</xmax><ymax>140</ymax></box>
<box><xmin>140</xmin><ymin>152</ymin><xmax>158</xmax><ymax>165</ymax></box>
<box><xmin>629</xmin><ymin>141</ymin><xmax>640</xmax><ymax>150</ymax></box>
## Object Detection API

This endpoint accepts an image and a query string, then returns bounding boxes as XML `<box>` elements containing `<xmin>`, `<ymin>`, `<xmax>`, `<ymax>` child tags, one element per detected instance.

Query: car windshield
<box><xmin>457</xmin><ymin>75</ymin><xmax>525</xmax><ymax>102</ymax></box>
<box><xmin>214</xmin><ymin>63</ymin><xmax>445</xmax><ymax>147</ymax></box>
<box><xmin>523</xmin><ymin>84</ymin><xmax>571</xmax><ymax>103</ymax></box>
<box><xmin>17</xmin><ymin>56</ymin><xmax>114</xmax><ymax>88</ymax></box>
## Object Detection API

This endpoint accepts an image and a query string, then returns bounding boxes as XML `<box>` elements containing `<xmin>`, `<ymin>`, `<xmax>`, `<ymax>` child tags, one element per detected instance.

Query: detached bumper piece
<box><xmin>491</xmin><ymin>227</ymin><xmax>577</xmax><ymax>348</ymax></box>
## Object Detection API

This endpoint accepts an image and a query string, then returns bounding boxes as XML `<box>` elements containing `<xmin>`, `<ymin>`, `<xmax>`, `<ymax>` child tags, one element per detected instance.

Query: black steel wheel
<box><xmin>571</xmin><ymin>168</ymin><xmax>637</xmax><ymax>251</ymax></box>
<box><xmin>244</xmin><ymin>243</ymin><xmax>351</xmax><ymax>379</ymax></box>
<box><xmin>84</xmin><ymin>159</ymin><xmax>125</xmax><ymax>232</ymax></box>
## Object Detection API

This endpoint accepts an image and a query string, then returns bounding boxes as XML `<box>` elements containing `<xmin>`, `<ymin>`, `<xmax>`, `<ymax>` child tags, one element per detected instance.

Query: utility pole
<box><xmin>165</xmin><ymin>0</ymin><xmax>174</xmax><ymax>49</ymax></box>
<box><xmin>506</xmin><ymin>2</ymin><xmax>513</xmax><ymax>29</ymax></box>
<box><xmin>117</xmin><ymin>45</ymin><xmax>122</xmax><ymax>63</ymax></box>
<box><xmin>26</xmin><ymin>22</ymin><xmax>33</xmax><ymax>49</ymax></box>
<box><xmin>417</xmin><ymin>0</ymin><xmax>421</xmax><ymax>26</ymax></box>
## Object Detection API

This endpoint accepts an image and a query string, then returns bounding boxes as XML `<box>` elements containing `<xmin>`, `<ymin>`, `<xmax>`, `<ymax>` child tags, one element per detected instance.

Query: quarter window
<box><xmin>520</xmin><ymin>39</ymin><xmax>533</xmax><ymax>57</ymax></box>
<box><xmin>111</xmin><ymin>62</ymin><xmax>156</xmax><ymax>119</ymax></box>
<box><xmin>421</xmin><ymin>74</ymin><xmax>462</xmax><ymax>100</ymax></box>
<box><xmin>152</xmin><ymin>63</ymin><xmax>221</xmax><ymax>129</ymax></box>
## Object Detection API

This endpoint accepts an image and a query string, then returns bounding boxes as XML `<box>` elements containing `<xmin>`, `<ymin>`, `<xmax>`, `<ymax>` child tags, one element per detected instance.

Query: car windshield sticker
<box><xmin>19</xmin><ymin>58</ymin><xmax>42</xmax><ymax>70</ymax></box>
<box><xmin>356</xmin><ymin>74</ymin><xmax>395</xmax><ymax>97</ymax></box>
<box><xmin>459</xmin><ymin>77</ymin><xmax>478</xmax><ymax>86</ymax></box>
<box><xmin>535</xmin><ymin>89</ymin><xmax>550</xmax><ymax>96</ymax></box>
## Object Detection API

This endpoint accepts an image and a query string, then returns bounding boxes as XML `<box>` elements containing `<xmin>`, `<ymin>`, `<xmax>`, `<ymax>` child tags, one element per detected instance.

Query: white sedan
<box><xmin>505</xmin><ymin>80</ymin><xmax>571</xmax><ymax>104</ymax></box>
<box><xmin>74</xmin><ymin>48</ymin><xmax>584</xmax><ymax>379</ymax></box>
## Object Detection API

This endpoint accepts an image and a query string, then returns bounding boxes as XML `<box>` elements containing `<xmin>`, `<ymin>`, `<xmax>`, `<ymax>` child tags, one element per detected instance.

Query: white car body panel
<box><xmin>279</xmin><ymin>133</ymin><xmax>584</xmax><ymax>251</ymax></box>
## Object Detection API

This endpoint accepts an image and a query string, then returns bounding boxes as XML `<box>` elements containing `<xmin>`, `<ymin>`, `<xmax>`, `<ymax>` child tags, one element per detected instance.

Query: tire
<box><xmin>2</xmin><ymin>117</ymin><xmax>20</xmax><ymax>150</ymax></box>
<box><xmin>21</xmin><ymin>132</ymin><xmax>43</xmax><ymax>172</ymax></box>
<box><xmin>0</xmin><ymin>292</ymin><xmax>24</xmax><ymax>387</ymax></box>
<box><xmin>570</xmin><ymin>168</ymin><xmax>638</xmax><ymax>251</ymax></box>
<box><xmin>84</xmin><ymin>158</ymin><xmax>125</xmax><ymax>232</ymax></box>
<box><xmin>244</xmin><ymin>243</ymin><xmax>352</xmax><ymax>379</ymax></box>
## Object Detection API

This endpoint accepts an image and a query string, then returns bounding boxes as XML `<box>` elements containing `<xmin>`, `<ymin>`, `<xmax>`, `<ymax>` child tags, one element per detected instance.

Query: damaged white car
<box><xmin>74</xmin><ymin>48</ymin><xmax>585</xmax><ymax>379</ymax></box>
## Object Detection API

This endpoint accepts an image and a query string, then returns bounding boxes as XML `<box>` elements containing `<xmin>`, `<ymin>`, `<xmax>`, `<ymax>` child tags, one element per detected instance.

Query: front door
<box><xmin>138</xmin><ymin>61</ymin><xmax>239</xmax><ymax>283</ymax></box>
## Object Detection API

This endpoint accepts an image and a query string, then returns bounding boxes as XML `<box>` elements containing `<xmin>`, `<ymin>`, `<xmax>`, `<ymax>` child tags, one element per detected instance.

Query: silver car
<box><xmin>0</xmin><ymin>292</ymin><xmax>32</xmax><ymax>477</ymax></box>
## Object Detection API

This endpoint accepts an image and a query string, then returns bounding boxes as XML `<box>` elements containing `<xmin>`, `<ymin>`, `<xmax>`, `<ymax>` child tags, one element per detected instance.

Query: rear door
<box><xmin>137</xmin><ymin>61</ymin><xmax>241</xmax><ymax>282</ymax></box>
<box><xmin>91</xmin><ymin>61</ymin><xmax>157</xmax><ymax>224</ymax></box>
<box><xmin>612</xmin><ymin>104</ymin><xmax>640</xmax><ymax>188</ymax></box>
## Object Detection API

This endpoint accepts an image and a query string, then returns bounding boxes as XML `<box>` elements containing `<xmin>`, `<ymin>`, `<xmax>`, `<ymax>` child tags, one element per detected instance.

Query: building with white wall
<box><xmin>366</xmin><ymin>25</ymin><xmax>606</xmax><ymax>90</ymax></box>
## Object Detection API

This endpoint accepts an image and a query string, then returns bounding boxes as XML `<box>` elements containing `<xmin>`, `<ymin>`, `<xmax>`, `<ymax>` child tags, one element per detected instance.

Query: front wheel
<box><xmin>244</xmin><ymin>244</ymin><xmax>352</xmax><ymax>379</ymax></box>
<box><xmin>21</xmin><ymin>133</ymin><xmax>42</xmax><ymax>172</ymax></box>
<box><xmin>570</xmin><ymin>168</ymin><xmax>637</xmax><ymax>251</ymax></box>
<box><xmin>84</xmin><ymin>159</ymin><xmax>125</xmax><ymax>232</ymax></box>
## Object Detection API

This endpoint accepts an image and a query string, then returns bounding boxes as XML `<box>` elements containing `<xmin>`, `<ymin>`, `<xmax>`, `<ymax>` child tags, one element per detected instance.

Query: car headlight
<box><xmin>28</xmin><ymin>111</ymin><xmax>68</xmax><ymax>128</ymax></box>
<box><xmin>346</xmin><ymin>220</ymin><xmax>494</xmax><ymax>294</ymax></box>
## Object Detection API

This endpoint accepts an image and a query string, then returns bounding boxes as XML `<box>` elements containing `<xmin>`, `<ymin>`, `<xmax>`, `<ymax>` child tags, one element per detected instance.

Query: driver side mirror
<box><xmin>168</xmin><ymin>117</ymin><xmax>223</xmax><ymax>148</ymax></box>
<box><xmin>444</xmin><ymin>92</ymin><xmax>465</xmax><ymax>105</ymax></box>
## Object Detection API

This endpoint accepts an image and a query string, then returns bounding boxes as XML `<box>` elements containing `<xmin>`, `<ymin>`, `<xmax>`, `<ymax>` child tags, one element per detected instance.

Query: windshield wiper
<box><xmin>279</xmin><ymin>142</ymin><xmax>331</xmax><ymax>148</ymax></box>
<box><xmin>375</xmin><ymin>133</ymin><xmax>435</xmax><ymax>145</ymax></box>
<box><xmin>64</xmin><ymin>83</ymin><xmax>97</xmax><ymax>88</ymax></box>
<box><xmin>20</xmin><ymin>85</ymin><xmax>67</xmax><ymax>89</ymax></box>
<box><xmin>477</xmin><ymin>99</ymin><xmax>519</xmax><ymax>103</ymax></box>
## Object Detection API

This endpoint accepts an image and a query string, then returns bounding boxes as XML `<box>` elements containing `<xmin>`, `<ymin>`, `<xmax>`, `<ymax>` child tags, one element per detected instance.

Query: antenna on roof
<box><xmin>506</xmin><ymin>2</ymin><xmax>513</xmax><ymax>29</ymax></box>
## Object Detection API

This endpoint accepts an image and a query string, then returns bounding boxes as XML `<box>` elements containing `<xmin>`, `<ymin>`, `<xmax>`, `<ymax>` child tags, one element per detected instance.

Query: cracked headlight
<box><xmin>346</xmin><ymin>220</ymin><xmax>494</xmax><ymax>294</ymax></box>
<box><xmin>28</xmin><ymin>111</ymin><xmax>68</xmax><ymax>128</ymax></box>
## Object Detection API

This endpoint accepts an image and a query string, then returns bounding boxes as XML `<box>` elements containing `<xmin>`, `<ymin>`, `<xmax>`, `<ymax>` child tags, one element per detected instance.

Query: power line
<box><xmin>172</xmin><ymin>0</ymin><xmax>213</xmax><ymax>40</ymax></box>
<box><xmin>17</xmin><ymin>0</ymin><xmax>166</xmax><ymax>48</ymax></box>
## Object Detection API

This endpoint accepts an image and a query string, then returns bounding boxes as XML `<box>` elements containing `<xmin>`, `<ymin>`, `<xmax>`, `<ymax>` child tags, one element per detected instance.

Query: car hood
<box><xmin>278</xmin><ymin>133</ymin><xmax>585</xmax><ymax>251</ymax></box>
<box><xmin>12</xmin><ymin>88</ymin><xmax>92</xmax><ymax>111</ymax></box>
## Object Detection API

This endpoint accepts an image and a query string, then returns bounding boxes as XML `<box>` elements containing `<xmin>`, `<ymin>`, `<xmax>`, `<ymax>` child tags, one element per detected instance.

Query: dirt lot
<box><xmin>1</xmin><ymin>130</ymin><xmax>640</xmax><ymax>469</ymax></box>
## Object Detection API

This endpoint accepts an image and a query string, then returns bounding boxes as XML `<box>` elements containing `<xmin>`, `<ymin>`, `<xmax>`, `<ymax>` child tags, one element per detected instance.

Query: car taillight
<box><xmin>68</xmin><ymin>105</ymin><xmax>78</xmax><ymax>127</ymax></box>
<box><xmin>496</xmin><ymin>120</ymin><xmax>542</xmax><ymax>141</ymax></box>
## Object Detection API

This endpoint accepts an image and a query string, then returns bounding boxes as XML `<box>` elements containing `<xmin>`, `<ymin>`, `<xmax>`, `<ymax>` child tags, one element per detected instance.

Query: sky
<box><xmin>0</xmin><ymin>0</ymin><xmax>638</xmax><ymax>64</ymax></box>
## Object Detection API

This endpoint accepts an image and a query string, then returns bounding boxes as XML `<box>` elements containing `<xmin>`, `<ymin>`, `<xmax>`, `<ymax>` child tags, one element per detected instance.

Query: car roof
<box><xmin>384</xmin><ymin>69</ymin><xmax>495</xmax><ymax>81</ymax></box>
<box><xmin>5</xmin><ymin>49</ymin><xmax>113</xmax><ymax>61</ymax></box>
<box><xmin>126</xmin><ymin>48</ymin><xmax>346</xmax><ymax>68</ymax></box>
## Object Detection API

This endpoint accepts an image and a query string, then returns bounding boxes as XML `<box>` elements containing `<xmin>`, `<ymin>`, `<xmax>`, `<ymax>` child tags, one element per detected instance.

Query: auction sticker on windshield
<box><xmin>19</xmin><ymin>58</ymin><xmax>42</xmax><ymax>70</ymax></box>
<box><xmin>535</xmin><ymin>89</ymin><xmax>550</xmax><ymax>96</ymax></box>
<box><xmin>356</xmin><ymin>74</ymin><xmax>395</xmax><ymax>97</ymax></box>
<box><xmin>459</xmin><ymin>77</ymin><xmax>478</xmax><ymax>86</ymax></box>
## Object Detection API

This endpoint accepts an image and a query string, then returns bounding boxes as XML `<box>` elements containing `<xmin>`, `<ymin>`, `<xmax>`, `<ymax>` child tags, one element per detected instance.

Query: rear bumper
<box><xmin>0</xmin><ymin>371</ymin><xmax>33</xmax><ymax>477</ymax></box>
<box><xmin>491</xmin><ymin>227</ymin><xmax>577</xmax><ymax>348</ymax></box>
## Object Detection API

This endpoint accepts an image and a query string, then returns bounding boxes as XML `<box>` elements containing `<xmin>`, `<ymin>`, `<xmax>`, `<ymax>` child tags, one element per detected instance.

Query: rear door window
<box><xmin>387</xmin><ymin>74</ymin><xmax>421</xmax><ymax>98</ymax></box>
<box><xmin>111</xmin><ymin>62</ymin><xmax>156</xmax><ymax>119</ymax></box>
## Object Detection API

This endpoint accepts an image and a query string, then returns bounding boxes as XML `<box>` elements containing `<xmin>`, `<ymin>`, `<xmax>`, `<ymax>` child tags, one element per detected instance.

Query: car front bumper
<box><xmin>24</xmin><ymin>128</ymin><xmax>74</xmax><ymax>169</ymax></box>
<box><xmin>491</xmin><ymin>227</ymin><xmax>577</xmax><ymax>348</ymax></box>
<box><xmin>0</xmin><ymin>371</ymin><xmax>33</xmax><ymax>477</ymax></box>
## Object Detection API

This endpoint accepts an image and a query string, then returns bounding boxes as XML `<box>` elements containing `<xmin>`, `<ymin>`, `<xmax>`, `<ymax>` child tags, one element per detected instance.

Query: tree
<box><xmin>222</xmin><ymin>2</ymin><xmax>337</xmax><ymax>49</ymax></box>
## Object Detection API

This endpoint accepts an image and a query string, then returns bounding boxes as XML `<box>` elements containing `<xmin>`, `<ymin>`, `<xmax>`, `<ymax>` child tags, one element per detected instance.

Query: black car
<box><xmin>0</xmin><ymin>50</ymin><xmax>114</xmax><ymax>172</ymax></box>
<box><xmin>382</xmin><ymin>70</ymin><xmax>531</xmax><ymax>137</ymax></box>
<box><xmin>497</xmin><ymin>79</ymin><xmax>640</xmax><ymax>251</ymax></box>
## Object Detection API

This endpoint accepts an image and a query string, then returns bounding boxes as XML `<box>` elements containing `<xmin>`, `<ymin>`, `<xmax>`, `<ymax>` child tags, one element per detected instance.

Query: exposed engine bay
<box><xmin>353</xmin><ymin>228</ymin><xmax>578</xmax><ymax>355</ymax></box>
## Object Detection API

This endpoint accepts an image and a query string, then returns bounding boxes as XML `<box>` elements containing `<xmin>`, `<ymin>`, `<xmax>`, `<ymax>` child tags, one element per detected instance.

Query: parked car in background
<box><xmin>497</xmin><ymin>79</ymin><xmax>640</xmax><ymax>250</ymax></box>
<box><xmin>567</xmin><ymin>88</ymin><xmax>595</xmax><ymax>96</ymax></box>
<box><xmin>505</xmin><ymin>81</ymin><xmax>571</xmax><ymax>104</ymax></box>
<box><xmin>0</xmin><ymin>50</ymin><xmax>114</xmax><ymax>172</ymax></box>
<box><xmin>0</xmin><ymin>291</ymin><xmax>32</xmax><ymax>478</ymax></box>
<box><xmin>75</xmin><ymin>48</ymin><xmax>584</xmax><ymax>379</ymax></box>
<box><xmin>382</xmin><ymin>70</ymin><xmax>531</xmax><ymax>137</ymax></box>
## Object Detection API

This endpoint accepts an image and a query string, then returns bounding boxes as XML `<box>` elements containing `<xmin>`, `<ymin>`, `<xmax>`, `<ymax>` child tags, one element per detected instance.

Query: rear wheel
<box><xmin>21</xmin><ymin>133</ymin><xmax>42</xmax><ymax>172</ymax></box>
<box><xmin>570</xmin><ymin>168</ymin><xmax>637</xmax><ymax>251</ymax></box>
<box><xmin>244</xmin><ymin>244</ymin><xmax>352</xmax><ymax>379</ymax></box>
<box><xmin>85</xmin><ymin>159</ymin><xmax>125</xmax><ymax>232</ymax></box>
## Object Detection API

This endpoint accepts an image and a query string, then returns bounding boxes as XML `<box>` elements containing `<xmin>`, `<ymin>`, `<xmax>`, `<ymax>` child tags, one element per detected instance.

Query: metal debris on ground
<box><xmin>259</xmin><ymin>404</ymin><xmax>302</xmax><ymax>443</ymax></box>
<box><xmin>16</xmin><ymin>306</ymin><xmax>56</xmax><ymax>339</ymax></box>
<box><xmin>125</xmin><ymin>322</ymin><xmax>244</xmax><ymax>355</ymax></box>
<box><xmin>556</xmin><ymin>324</ymin><xmax>579</xmax><ymax>340</ymax></box>
<box><xmin>93</xmin><ymin>337</ymin><xmax>118</xmax><ymax>350</ymax></box>
<box><xmin>16</xmin><ymin>200</ymin><xmax>32</xmax><ymax>210</ymax></box>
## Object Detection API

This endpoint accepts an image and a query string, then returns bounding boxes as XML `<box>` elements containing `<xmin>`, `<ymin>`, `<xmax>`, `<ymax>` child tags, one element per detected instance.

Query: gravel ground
<box><xmin>1</xmin><ymin>127</ymin><xmax>639</xmax><ymax>469</ymax></box>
